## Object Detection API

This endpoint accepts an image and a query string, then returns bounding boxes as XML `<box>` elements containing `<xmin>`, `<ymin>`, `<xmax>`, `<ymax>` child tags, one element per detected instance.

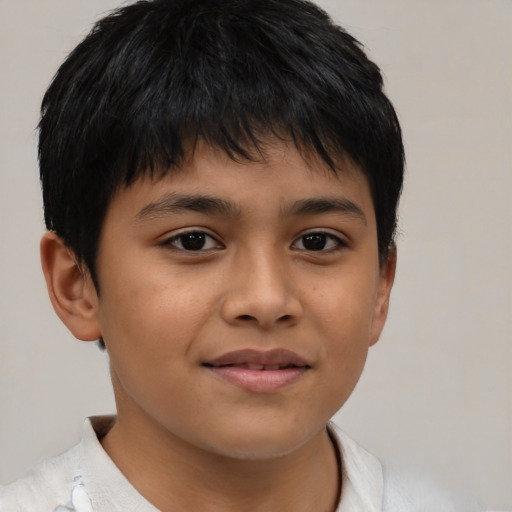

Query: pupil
<box><xmin>181</xmin><ymin>233</ymin><xmax>206</xmax><ymax>250</ymax></box>
<box><xmin>303</xmin><ymin>234</ymin><xmax>326</xmax><ymax>251</ymax></box>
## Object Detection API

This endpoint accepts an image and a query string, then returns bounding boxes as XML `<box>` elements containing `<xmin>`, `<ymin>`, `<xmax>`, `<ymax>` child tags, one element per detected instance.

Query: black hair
<box><xmin>40</xmin><ymin>0</ymin><xmax>404</xmax><ymax>290</ymax></box>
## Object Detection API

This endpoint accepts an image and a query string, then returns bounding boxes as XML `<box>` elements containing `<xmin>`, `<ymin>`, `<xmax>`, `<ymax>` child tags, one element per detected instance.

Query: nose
<box><xmin>219</xmin><ymin>248</ymin><xmax>303</xmax><ymax>330</ymax></box>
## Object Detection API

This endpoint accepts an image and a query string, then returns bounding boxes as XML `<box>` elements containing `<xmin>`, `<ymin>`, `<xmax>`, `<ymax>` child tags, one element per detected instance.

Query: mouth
<box><xmin>203</xmin><ymin>349</ymin><xmax>310</xmax><ymax>393</ymax></box>
<box><xmin>204</xmin><ymin>362</ymin><xmax>303</xmax><ymax>370</ymax></box>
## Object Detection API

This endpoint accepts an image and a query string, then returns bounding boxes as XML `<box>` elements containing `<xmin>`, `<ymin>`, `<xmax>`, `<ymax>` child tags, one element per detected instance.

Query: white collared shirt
<box><xmin>0</xmin><ymin>416</ymin><xmax>484</xmax><ymax>512</ymax></box>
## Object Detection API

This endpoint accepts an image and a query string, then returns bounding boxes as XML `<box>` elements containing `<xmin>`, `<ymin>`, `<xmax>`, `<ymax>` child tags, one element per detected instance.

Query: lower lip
<box><xmin>206</xmin><ymin>366</ymin><xmax>308</xmax><ymax>393</ymax></box>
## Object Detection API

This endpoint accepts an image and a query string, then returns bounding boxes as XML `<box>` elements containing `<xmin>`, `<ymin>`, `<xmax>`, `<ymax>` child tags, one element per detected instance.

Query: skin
<box><xmin>41</xmin><ymin>140</ymin><xmax>395</xmax><ymax>512</ymax></box>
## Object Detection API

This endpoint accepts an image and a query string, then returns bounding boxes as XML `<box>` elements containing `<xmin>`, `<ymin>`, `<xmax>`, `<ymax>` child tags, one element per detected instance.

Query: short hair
<box><xmin>39</xmin><ymin>0</ymin><xmax>404</xmax><ymax>289</ymax></box>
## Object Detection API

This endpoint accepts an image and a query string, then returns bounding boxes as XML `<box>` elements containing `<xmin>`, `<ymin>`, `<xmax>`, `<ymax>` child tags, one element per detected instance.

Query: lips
<box><xmin>203</xmin><ymin>349</ymin><xmax>310</xmax><ymax>392</ymax></box>
<box><xmin>204</xmin><ymin>348</ymin><xmax>309</xmax><ymax>369</ymax></box>
<box><xmin>218</xmin><ymin>363</ymin><xmax>298</xmax><ymax>370</ymax></box>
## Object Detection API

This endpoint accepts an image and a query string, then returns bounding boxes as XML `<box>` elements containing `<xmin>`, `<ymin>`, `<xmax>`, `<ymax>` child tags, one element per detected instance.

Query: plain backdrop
<box><xmin>0</xmin><ymin>0</ymin><xmax>511</xmax><ymax>509</ymax></box>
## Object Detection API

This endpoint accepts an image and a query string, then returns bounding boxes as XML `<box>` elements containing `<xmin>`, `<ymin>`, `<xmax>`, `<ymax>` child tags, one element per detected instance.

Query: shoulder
<box><xmin>0</xmin><ymin>444</ymin><xmax>82</xmax><ymax>512</ymax></box>
<box><xmin>0</xmin><ymin>431</ymin><xmax>100</xmax><ymax>512</ymax></box>
<box><xmin>329</xmin><ymin>423</ymin><xmax>486</xmax><ymax>512</ymax></box>
<box><xmin>382</xmin><ymin>463</ymin><xmax>485</xmax><ymax>512</ymax></box>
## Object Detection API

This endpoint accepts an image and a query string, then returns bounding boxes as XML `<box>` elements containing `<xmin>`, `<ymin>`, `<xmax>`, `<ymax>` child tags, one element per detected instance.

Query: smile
<box><xmin>203</xmin><ymin>349</ymin><xmax>310</xmax><ymax>393</ymax></box>
<box><xmin>211</xmin><ymin>363</ymin><xmax>300</xmax><ymax>370</ymax></box>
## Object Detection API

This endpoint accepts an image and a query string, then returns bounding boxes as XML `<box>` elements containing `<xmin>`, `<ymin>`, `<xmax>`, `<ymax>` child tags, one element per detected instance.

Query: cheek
<box><xmin>97</xmin><ymin>261</ymin><xmax>222</xmax><ymax>374</ymax></box>
<box><xmin>306</xmin><ymin>272</ymin><xmax>378</xmax><ymax>399</ymax></box>
<box><xmin>308</xmin><ymin>271</ymin><xmax>378</xmax><ymax>344</ymax></box>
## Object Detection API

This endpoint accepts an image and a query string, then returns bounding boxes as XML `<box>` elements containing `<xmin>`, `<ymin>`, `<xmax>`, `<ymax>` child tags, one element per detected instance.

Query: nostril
<box><xmin>236</xmin><ymin>313</ymin><xmax>294</xmax><ymax>324</ymax></box>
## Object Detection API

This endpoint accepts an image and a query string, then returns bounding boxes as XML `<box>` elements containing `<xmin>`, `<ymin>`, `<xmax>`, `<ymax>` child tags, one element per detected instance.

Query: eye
<box><xmin>292</xmin><ymin>232</ymin><xmax>346</xmax><ymax>252</ymax></box>
<box><xmin>165</xmin><ymin>231</ymin><xmax>222</xmax><ymax>251</ymax></box>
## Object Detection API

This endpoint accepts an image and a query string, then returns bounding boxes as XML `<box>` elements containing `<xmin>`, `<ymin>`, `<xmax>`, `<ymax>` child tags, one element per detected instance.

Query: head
<box><xmin>39</xmin><ymin>0</ymin><xmax>404</xmax><ymax>460</ymax></box>
<box><xmin>39</xmin><ymin>0</ymin><xmax>404</xmax><ymax>289</ymax></box>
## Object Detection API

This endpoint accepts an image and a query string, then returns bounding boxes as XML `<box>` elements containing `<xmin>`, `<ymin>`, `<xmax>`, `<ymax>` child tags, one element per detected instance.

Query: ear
<box><xmin>40</xmin><ymin>231</ymin><xmax>102</xmax><ymax>341</ymax></box>
<box><xmin>369</xmin><ymin>247</ymin><xmax>397</xmax><ymax>346</ymax></box>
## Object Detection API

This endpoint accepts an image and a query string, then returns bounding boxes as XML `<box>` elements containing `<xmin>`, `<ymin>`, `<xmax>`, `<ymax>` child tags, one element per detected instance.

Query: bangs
<box><xmin>39</xmin><ymin>0</ymin><xmax>403</xmax><ymax>285</ymax></box>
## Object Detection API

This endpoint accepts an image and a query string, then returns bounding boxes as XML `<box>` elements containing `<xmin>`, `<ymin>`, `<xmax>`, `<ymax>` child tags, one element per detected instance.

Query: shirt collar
<box><xmin>78</xmin><ymin>416</ymin><xmax>382</xmax><ymax>512</ymax></box>
<box><xmin>329</xmin><ymin>423</ymin><xmax>383</xmax><ymax>512</ymax></box>
<box><xmin>79</xmin><ymin>416</ymin><xmax>159</xmax><ymax>511</ymax></box>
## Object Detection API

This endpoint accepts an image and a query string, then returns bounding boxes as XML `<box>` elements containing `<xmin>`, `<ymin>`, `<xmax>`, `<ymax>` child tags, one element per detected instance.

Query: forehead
<box><xmin>109</xmin><ymin>140</ymin><xmax>375</xmax><ymax>225</ymax></box>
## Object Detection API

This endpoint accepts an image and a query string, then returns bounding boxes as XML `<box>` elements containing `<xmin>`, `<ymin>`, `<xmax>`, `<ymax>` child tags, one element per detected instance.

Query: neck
<box><xmin>100</xmin><ymin>411</ymin><xmax>340</xmax><ymax>512</ymax></box>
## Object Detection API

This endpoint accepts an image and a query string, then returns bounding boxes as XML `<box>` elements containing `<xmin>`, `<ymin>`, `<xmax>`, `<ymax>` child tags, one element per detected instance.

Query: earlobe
<box><xmin>40</xmin><ymin>232</ymin><xmax>102</xmax><ymax>341</ymax></box>
<box><xmin>369</xmin><ymin>248</ymin><xmax>397</xmax><ymax>346</ymax></box>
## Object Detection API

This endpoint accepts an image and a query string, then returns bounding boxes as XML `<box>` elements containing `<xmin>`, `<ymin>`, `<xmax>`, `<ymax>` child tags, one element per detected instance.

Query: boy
<box><xmin>0</xmin><ymin>0</ymin><xmax>484</xmax><ymax>510</ymax></box>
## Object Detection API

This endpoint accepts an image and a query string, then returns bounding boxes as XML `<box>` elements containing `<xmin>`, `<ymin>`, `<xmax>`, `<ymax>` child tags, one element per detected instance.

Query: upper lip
<box><xmin>204</xmin><ymin>348</ymin><xmax>310</xmax><ymax>368</ymax></box>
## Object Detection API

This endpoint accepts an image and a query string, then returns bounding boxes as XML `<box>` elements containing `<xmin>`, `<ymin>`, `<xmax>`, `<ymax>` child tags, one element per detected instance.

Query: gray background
<box><xmin>0</xmin><ymin>1</ymin><xmax>511</xmax><ymax>509</ymax></box>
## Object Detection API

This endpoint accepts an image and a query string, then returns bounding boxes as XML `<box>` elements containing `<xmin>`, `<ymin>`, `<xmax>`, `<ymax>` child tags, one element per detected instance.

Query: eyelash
<box><xmin>162</xmin><ymin>229</ymin><xmax>347</xmax><ymax>253</ymax></box>
<box><xmin>163</xmin><ymin>230</ymin><xmax>223</xmax><ymax>252</ymax></box>
<box><xmin>291</xmin><ymin>231</ymin><xmax>348</xmax><ymax>253</ymax></box>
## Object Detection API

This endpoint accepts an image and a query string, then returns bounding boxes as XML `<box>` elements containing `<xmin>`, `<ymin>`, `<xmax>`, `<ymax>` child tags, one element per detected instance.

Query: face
<box><xmin>87</xmin><ymin>141</ymin><xmax>394</xmax><ymax>460</ymax></box>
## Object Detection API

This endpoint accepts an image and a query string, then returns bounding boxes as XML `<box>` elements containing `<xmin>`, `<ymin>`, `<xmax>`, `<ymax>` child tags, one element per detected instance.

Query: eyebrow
<box><xmin>283</xmin><ymin>198</ymin><xmax>367</xmax><ymax>224</ymax></box>
<box><xmin>136</xmin><ymin>193</ymin><xmax>242</xmax><ymax>220</ymax></box>
<box><xmin>136</xmin><ymin>193</ymin><xmax>366</xmax><ymax>224</ymax></box>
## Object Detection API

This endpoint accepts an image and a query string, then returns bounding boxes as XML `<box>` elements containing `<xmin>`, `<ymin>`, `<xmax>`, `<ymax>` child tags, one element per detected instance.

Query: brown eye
<box><xmin>292</xmin><ymin>232</ymin><xmax>345</xmax><ymax>252</ymax></box>
<box><xmin>179</xmin><ymin>233</ymin><xmax>207</xmax><ymax>250</ymax></box>
<box><xmin>302</xmin><ymin>233</ymin><xmax>328</xmax><ymax>251</ymax></box>
<box><xmin>166</xmin><ymin>231</ymin><xmax>221</xmax><ymax>251</ymax></box>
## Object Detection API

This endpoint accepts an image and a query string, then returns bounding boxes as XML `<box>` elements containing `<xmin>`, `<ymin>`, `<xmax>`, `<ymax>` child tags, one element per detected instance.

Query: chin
<box><xmin>196</xmin><ymin>420</ymin><xmax>321</xmax><ymax>461</ymax></box>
